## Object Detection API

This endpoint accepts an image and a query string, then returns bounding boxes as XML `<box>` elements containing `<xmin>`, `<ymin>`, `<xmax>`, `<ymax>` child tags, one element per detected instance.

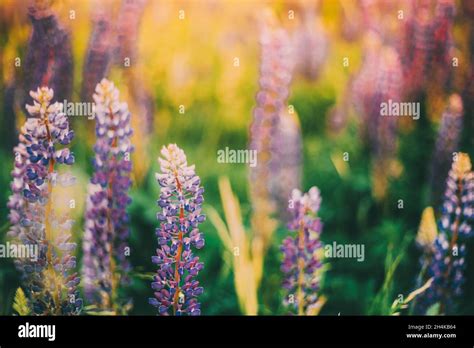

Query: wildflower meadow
<box><xmin>0</xmin><ymin>0</ymin><xmax>473</xmax><ymax>322</ymax></box>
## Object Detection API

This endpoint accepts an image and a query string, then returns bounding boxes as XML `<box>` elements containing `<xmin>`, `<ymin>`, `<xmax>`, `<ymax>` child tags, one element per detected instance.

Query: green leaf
<box><xmin>129</xmin><ymin>271</ymin><xmax>155</xmax><ymax>281</ymax></box>
<box><xmin>426</xmin><ymin>303</ymin><xmax>440</xmax><ymax>316</ymax></box>
<box><xmin>12</xmin><ymin>287</ymin><xmax>30</xmax><ymax>316</ymax></box>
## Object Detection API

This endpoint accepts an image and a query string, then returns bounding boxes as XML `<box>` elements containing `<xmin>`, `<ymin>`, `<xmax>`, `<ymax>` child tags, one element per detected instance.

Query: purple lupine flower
<box><xmin>82</xmin><ymin>0</ymin><xmax>154</xmax><ymax>135</ymax></box>
<box><xmin>352</xmin><ymin>34</ymin><xmax>403</xmax><ymax>157</ymax></box>
<box><xmin>149</xmin><ymin>144</ymin><xmax>205</xmax><ymax>316</ymax></box>
<box><xmin>81</xmin><ymin>0</ymin><xmax>115</xmax><ymax>102</ymax></box>
<box><xmin>400</xmin><ymin>0</ymin><xmax>456</xmax><ymax>96</ymax></box>
<box><xmin>352</xmin><ymin>35</ymin><xmax>403</xmax><ymax>199</ymax></box>
<box><xmin>23</xmin><ymin>2</ymin><xmax>73</xmax><ymax>108</ymax></box>
<box><xmin>14</xmin><ymin>87</ymin><xmax>81</xmax><ymax>315</ymax></box>
<box><xmin>116</xmin><ymin>0</ymin><xmax>155</xmax><ymax>134</ymax></box>
<box><xmin>22</xmin><ymin>88</ymin><xmax>75</xmax><ymax>202</ymax></box>
<box><xmin>114</xmin><ymin>0</ymin><xmax>147</xmax><ymax>65</ymax></box>
<box><xmin>7</xmin><ymin>139</ymin><xmax>29</xmax><ymax>230</ymax></box>
<box><xmin>82</xmin><ymin>79</ymin><xmax>134</xmax><ymax>309</ymax></box>
<box><xmin>269</xmin><ymin>110</ymin><xmax>302</xmax><ymax>220</ymax></box>
<box><xmin>292</xmin><ymin>2</ymin><xmax>328</xmax><ymax>81</ymax></box>
<box><xmin>415</xmin><ymin>153</ymin><xmax>474</xmax><ymax>314</ymax></box>
<box><xmin>7</xmin><ymin>137</ymin><xmax>32</xmax><ymax>275</ymax></box>
<box><xmin>249</xmin><ymin>17</ymin><xmax>293</xmax><ymax>255</ymax></box>
<box><xmin>281</xmin><ymin>187</ymin><xmax>324</xmax><ymax>315</ymax></box>
<box><xmin>406</xmin><ymin>5</ymin><xmax>434</xmax><ymax>95</ymax></box>
<box><xmin>429</xmin><ymin>94</ymin><xmax>463</xmax><ymax>207</ymax></box>
<box><xmin>431</xmin><ymin>0</ymin><xmax>456</xmax><ymax>89</ymax></box>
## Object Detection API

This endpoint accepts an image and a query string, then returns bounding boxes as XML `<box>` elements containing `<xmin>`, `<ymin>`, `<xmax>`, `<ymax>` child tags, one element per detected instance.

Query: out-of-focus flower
<box><xmin>82</xmin><ymin>79</ymin><xmax>134</xmax><ymax>310</ymax></box>
<box><xmin>416</xmin><ymin>207</ymin><xmax>438</xmax><ymax>252</ymax></box>
<box><xmin>429</xmin><ymin>94</ymin><xmax>463</xmax><ymax>207</ymax></box>
<box><xmin>339</xmin><ymin>0</ymin><xmax>364</xmax><ymax>42</ymax></box>
<box><xmin>81</xmin><ymin>0</ymin><xmax>152</xmax><ymax>184</ymax></box>
<box><xmin>281</xmin><ymin>187</ymin><xmax>325</xmax><ymax>315</ymax></box>
<box><xmin>249</xmin><ymin>12</ymin><xmax>292</xmax><ymax>285</ymax></box>
<box><xmin>13</xmin><ymin>86</ymin><xmax>81</xmax><ymax>315</ymax></box>
<box><xmin>116</xmin><ymin>0</ymin><xmax>155</xmax><ymax>183</ymax></box>
<box><xmin>269</xmin><ymin>110</ymin><xmax>302</xmax><ymax>220</ymax></box>
<box><xmin>353</xmin><ymin>34</ymin><xmax>402</xmax><ymax>157</ymax></box>
<box><xmin>352</xmin><ymin>33</ymin><xmax>403</xmax><ymax>200</ymax></box>
<box><xmin>23</xmin><ymin>0</ymin><xmax>73</xmax><ymax>107</ymax></box>
<box><xmin>292</xmin><ymin>2</ymin><xmax>328</xmax><ymax>80</ymax></box>
<box><xmin>401</xmin><ymin>0</ymin><xmax>456</xmax><ymax>96</ymax></box>
<box><xmin>149</xmin><ymin>144</ymin><xmax>205</xmax><ymax>316</ymax></box>
<box><xmin>415</xmin><ymin>153</ymin><xmax>474</xmax><ymax>314</ymax></box>
<box><xmin>81</xmin><ymin>0</ymin><xmax>115</xmax><ymax>102</ymax></box>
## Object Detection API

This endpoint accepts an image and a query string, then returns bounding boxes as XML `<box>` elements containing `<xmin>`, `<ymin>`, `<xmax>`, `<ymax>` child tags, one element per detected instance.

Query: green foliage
<box><xmin>12</xmin><ymin>287</ymin><xmax>30</xmax><ymax>316</ymax></box>
<box><xmin>1</xmin><ymin>4</ymin><xmax>474</xmax><ymax>315</ymax></box>
<box><xmin>426</xmin><ymin>303</ymin><xmax>441</xmax><ymax>316</ymax></box>
<box><xmin>369</xmin><ymin>236</ymin><xmax>412</xmax><ymax>315</ymax></box>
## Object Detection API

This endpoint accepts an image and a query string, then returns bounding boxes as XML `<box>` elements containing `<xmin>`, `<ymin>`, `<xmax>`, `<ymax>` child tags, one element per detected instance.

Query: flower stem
<box><xmin>173</xmin><ymin>174</ymin><xmax>184</xmax><ymax>315</ymax></box>
<box><xmin>44</xmin><ymin>115</ymin><xmax>61</xmax><ymax>314</ymax></box>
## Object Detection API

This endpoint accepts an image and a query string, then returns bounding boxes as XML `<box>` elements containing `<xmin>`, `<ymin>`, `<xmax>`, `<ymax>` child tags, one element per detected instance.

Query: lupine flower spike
<box><xmin>7</xmin><ymin>138</ymin><xmax>29</xmax><ymax>239</ymax></box>
<box><xmin>149</xmin><ymin>144</ymin><xmax>205</xmax><ymax>316</ymax></box>
<box><xmin>415</xmin><ymin>153</ymin><xmax>474</xmax><ymax>314</ymax></box>
<box><xmin>82</xmin><ymin>79</ymin><xmax>134</xmax><ymax>311</ymax></box>
<box><xmin>352</xmin><ymin>32</ymin><xmax>403</xmax><ymax>200</ymax></box>
<box><xmin>269</xmin><ymin>110</ymin><xmax>302</xmax><ymax>220</ymax></box>
<box><xmin>81</xmin><ymin>0</ymin><xmax>115</xmax><ymax>102</ymax></box>
<box><xmin>292</xmin><ymin>1</ymin><xmax>328</xmax><ymax>80</ymax></box>
<box><xmin>429</xmin><ymin>94</ymin><xmax>463</xmax><ymax>207</ymax></box>
<box><xmin>401</xmin><ymin>0</ymin><xmax>456</xmax><ymax>96</ymax></box>
<box><xmin>24</xmin><ymin>1</ymin><xmax>73</xmax><ymax>107</ymax></box>
<box><xmin>11</xmin><ymin>87</ymin><xmax>81</xmax><ymax>315</ymax></box>
<box><xmin>249</xmin><ymin>11</ymin><xmax>292</xmax><ymax>285</ymax></box>
<box><xmin>281</xmin><ymin>187</ymin><xmax>325</xmax><ymax>315</ymax></box>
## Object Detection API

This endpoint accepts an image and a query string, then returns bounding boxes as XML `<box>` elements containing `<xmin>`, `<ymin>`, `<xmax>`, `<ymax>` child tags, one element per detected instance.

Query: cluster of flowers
<box><xmin>8</xmin><ymin>87</ymin><xmax>81</xmax><ymax>315</ymax></box>
<box><xmin>352</xmin><ymin>35</ymin><xmax>403</xmax><ymax>158</ymax></box>
<box><xmin>429</xmin><ymin>94</ymin><xmax>464</xmax><ymax>206</ymax></box>
<box><xmin>351</xmin><ymin>35</ymin><xmax>403</xmax><ymax>199</ymax></box>
<box><xmin>416</xmin><ymin>153</ymin><xmax>474</xmax><ymax>314</ymax></box>
<box><xmin>24</xmin><ymin>0</ymin><xmax>73</xmax><ymax>106</ymax></box>
<box><xmin>281</xmin><ymin>187</ymin><xmax>324</xmax><ymax>315</ymax></box>
<box><xmin>399</xmin><ymin>0</ymin><xmax>456</xmax><ymax>95</ymax></box>
<box><xmin>149</xmin><ymin>144</ymin><xmax>205</xmax><ymax>316</ymax></box>
<box><xmin>249</xmin><ymin>18</ymin><xmax>294</xmax><ymax>212</ymax></box>
<box><xmin>8</xmin><ymin>82</ymin><xmax>205</xmax><ymax>316</ymax></box>
<box><xmin>82</xmin><ymin>79</ymin><xmax>134</xmax><ymax>309</ymax></box>
<box><xmin>292</xmin><ymin>2</ymin><xmax>328</xmax><ymax>81</ymax></box>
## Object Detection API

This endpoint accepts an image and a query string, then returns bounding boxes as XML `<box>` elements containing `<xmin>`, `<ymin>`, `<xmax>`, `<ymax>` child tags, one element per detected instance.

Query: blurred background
<box><xmin>0</xmin><ymin>0</ymin><xmax>473</xmax><ymax>315</ymax></box>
